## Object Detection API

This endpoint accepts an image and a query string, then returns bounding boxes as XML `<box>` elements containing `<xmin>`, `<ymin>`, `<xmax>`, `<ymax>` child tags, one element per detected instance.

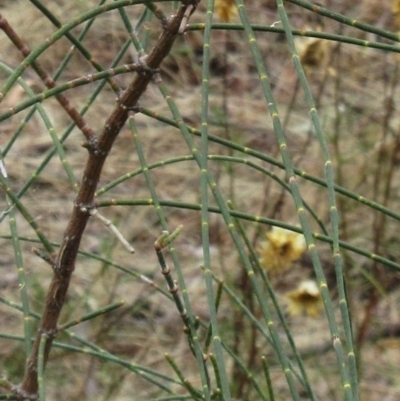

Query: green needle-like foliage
<box><xmin>1</xmin><ymin>1</ymin><xmax>399</xmax><ymax>400</ymax></box>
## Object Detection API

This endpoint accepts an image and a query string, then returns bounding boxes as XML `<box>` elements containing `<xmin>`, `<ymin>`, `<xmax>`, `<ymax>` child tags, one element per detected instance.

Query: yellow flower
<box><xmin>393</xmin><ymin>0</ymin><xmax>400</xmax><ymax>29</ymax></box>
<box><xmin>300</xmin><ymin>38</ymin><xmax>328</xmax><ymax>68</ymax></box>
<box><xmin>215</xmin><ymin>0</ymin><xmax>237</xmax><ymax>22</ymax></box>
<box><xmin>286</xmin><ymin>280</ymin><xmax>323</xmax><ymax>318</ymax></box>
<box><xmin>258</xmin><ymin>226</ymin><xmax>306</xmax><ymax>274</ymax></box>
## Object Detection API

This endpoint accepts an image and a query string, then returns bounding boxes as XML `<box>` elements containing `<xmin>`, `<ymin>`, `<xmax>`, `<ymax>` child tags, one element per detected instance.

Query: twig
<box><xmin>85</xmin><ymin>207</ymin><xmax>135</xmax><ymax>254</ymax></box>
<box><xmin>154</xmin><ymin>227</ymin><xmax>205</xmax><ymax>363</ymax></box>
<box><xmin>179</xmin><ymin>2</ymin><xmax>198</xmax><ymax>34</ymax></box>
<box><xmin>0</xmin><ymin>13</ymin><xmax>96</xmax><ymax>142</ymax></box>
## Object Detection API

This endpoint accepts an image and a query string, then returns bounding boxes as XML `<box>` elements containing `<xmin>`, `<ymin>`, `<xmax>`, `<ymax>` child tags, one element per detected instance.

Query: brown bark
<box><xmin>18</xmin><ymin>3</ymin><xmax>196</xmax><ymax>398</ymax></box>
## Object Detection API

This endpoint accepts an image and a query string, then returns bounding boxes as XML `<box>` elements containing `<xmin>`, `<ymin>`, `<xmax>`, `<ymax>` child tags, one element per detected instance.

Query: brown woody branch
<box><xmin>15</xmin><ymin>2</ymin><xmax>198</xmax><ymax>398</ymax></box>
<box><xmin>0</xmin><ymin>13</ymin><xmax>101</xmax><ymax>142</ymax></box>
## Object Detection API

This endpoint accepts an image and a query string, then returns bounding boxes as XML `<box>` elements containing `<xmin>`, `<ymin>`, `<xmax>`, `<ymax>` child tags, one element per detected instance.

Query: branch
<box><xmin>17</xmin><ymin>2</ymin><xmax>198</xmax><ymax>398</ymax></box>
<box><xmin>0</xmin><ymin>13</ymin><xmax>97</xmax><ymax>142</ymax></box>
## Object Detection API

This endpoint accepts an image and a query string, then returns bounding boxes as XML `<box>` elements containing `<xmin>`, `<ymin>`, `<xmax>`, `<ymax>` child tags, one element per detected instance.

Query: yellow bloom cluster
<box><xmin>286</xmin><ymin>280</ymin><xmax>323</xmax><ymax>318</ymax></box>
<box><xmin>215</xmin><ymin>0</ymin><xmax>237</xmax><ymax>22</ymax></box>
<box><xmin>258</xmin><ymin>226</ymin><xmax>306</xmax><ymax>275</ymax></box>
<box><xmin>258</xmin><ymin>226</ymin><xmax>322</xmax><ymax>318</ymax></box>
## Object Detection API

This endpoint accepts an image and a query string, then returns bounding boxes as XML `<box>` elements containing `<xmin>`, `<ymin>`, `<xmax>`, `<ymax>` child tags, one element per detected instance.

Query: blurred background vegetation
<box><xmin>1</xmin><ymin>0</ymin><xmax>400</xmax><ymax>400</ymax></box>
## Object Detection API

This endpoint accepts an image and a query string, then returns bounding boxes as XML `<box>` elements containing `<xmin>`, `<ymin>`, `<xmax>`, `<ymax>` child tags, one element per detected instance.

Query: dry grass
<box><xmin>1</xmin><ymin>0</ymin><xmax>400</xmax><ymax>400</ymax></box>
